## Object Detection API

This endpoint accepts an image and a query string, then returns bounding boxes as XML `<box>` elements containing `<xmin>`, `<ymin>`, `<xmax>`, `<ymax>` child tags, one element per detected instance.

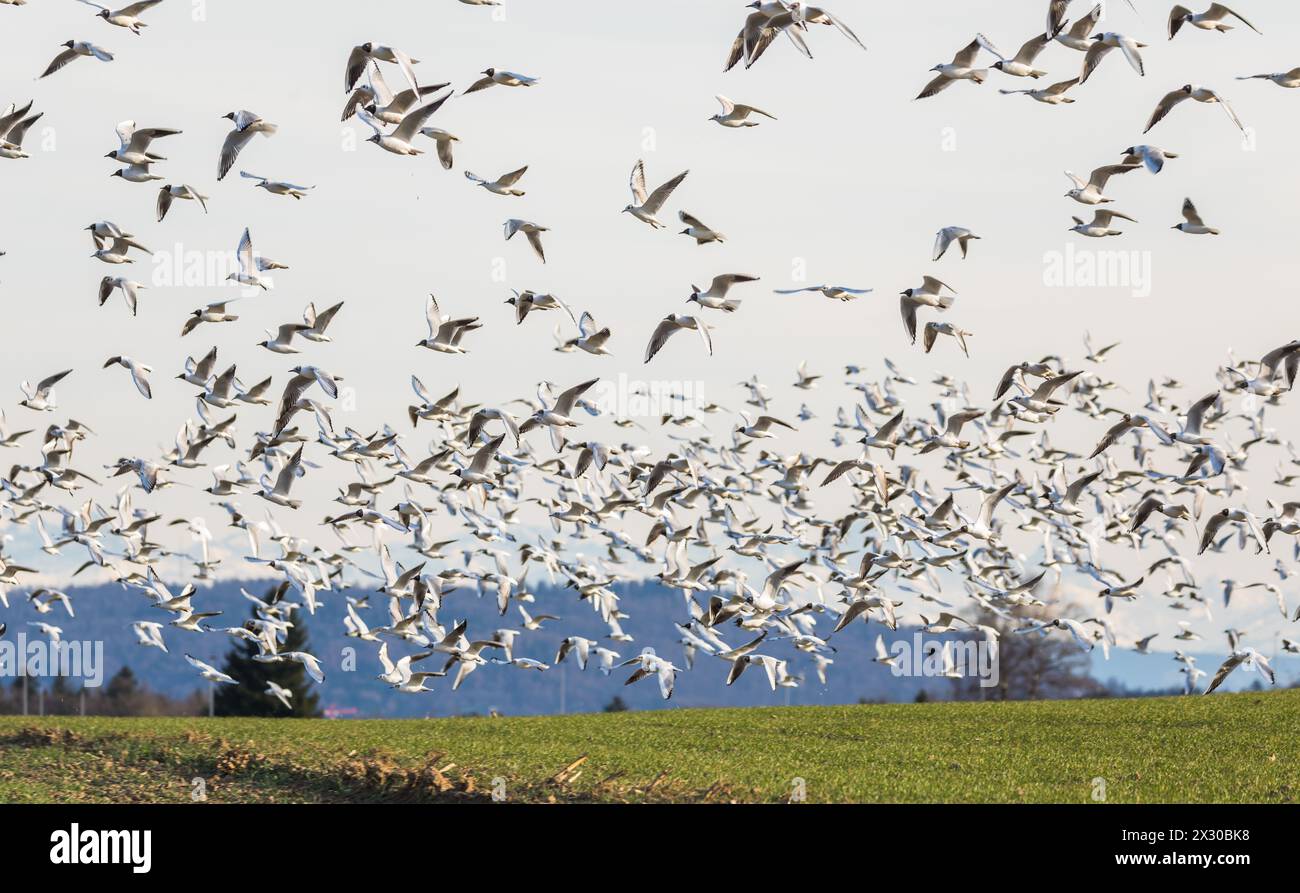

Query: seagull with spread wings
<box><xmin>623</xmin><ymin>159</ymin><xmax>688</xmax><ymax>229</ymax></box>
<box><xmin>1145</xmin><ymin>84</ymin><xmax>1244</xmax><ymax>133</ymax></box>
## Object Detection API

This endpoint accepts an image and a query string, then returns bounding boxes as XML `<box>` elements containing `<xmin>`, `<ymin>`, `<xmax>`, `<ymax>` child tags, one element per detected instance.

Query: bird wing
<box><xmin>127</xmin><ymin>126</ymin><xmax>180</xmax><ymax>155</ymax></box>
<box><xmin>275</xmin><ymin>322</ymin><xmax>307</xmax><ymax>343</ymax></box>
<box><xmin>36</xmin><ymin>369</ymin><xmax>72</xmax><ymax>395</ymax></box>
<box><xmin>723</xmin><ymin>26</ymin><xmax>749</xmax><ymax>73</ymax></box>
<box><xmin>1065</xmin><ymin>470</ymin><xmax>1103</xmax><ymax>505</ymax></box>
<box><xmin>1116</xmin><ymin>36</ymin><xmax>1145</xmax><ymax>75</ymax></box>
<box><xmin>1168</xmin><ymin>4</ymin><xmax>1193</xmax><ymax>38</ymax></box>
<box><xmin>366</xmin><ymin>62</ymin><xmax>396</xmax><ymax>106</ymax></box>
<box><xmin>40</xmin><ymin>48</ymin><xmax>80</xmax><ymax>79</ymax></box>
<box><xmin>5</xmin><ymin>113</ymin><xmax>43</xmax><ymax>147</ymax></box>
<box><xmin>1145</xmin><ymin>89</ymin><xmax>1190</xmax><ymax>132</ymax></box>
<box><xmin>1070</xmin><ymin>3</ymin><xmax>1104</xmax><ymax>38</ymax></box>
<box><xmin>429</xmin><ymin>130</ymin><xmax>457</xmax><ymax>169</ymax></box>
<box><xmin>1242</xmin><ymin>511</ymin><xmax>1268</xmax><ymax>554</ymax></box>
<box><xmin>644</xmin><ymin>317</ymin><xmax>680</xmax><ymax>364</ymax></box>
<box><xmin>236</xmin><ymin>227</ymin><xmax>255</xmax><ymax>274</ymax></box>
<box><xmin>1079</xmin><ymin>41</ymin><xmax>1113</xmax><ymax>84</ymax></box>
<box><xmin>1089</xmin><ymin>163</ymin><xmax>1137</xmax><ymax>190</ymax></box>
<box><xmin>628</xmin><ymin>158</ymin><xmax>648</xmax><ymax>204</ymax></box>
<box><xmin>272</xmin><ymin>447</ymin><xmax>303</xmax><ymax>496</ymax></box>
<box><xmin>712</xmin><ymin>273</ymin><xmax>757</xmax><ymax>292</ymax></box>
<box><xmin>1211</xmin><ymin>91</ymin><xmax>1244</xmax><ymax>130</ymax></box>
<box><xmin>1014</xmin><ymin>33</ymin><xmax>1050</xmax><ymax>64</ymax></box>
<box><xmin>389</xmin><ymin>47</ymin><xmax>421</xmax><ymax>94</ymax></box>
<box><xmin>1094</xmin><ymin>209</ymin><xmax>1136</xmax><ymax>225</ymax></box>
<box><xmin>922</xmin><ymin>275</ymin><xmax>955</xmax><ymax>294</ymax></box>
<box><xmin>978</xmin><ymin>482</ymin><xmax>1016</xmax><ymax>528</ymax></box>
<box><xmin>130</xmin><ymin>363</ymin><xmax>152</xmax><ymax>399</ymax></box>
<box><xmin>1204</xmin><ymin>651</ymin><xmax>1244</xmax><ymax>693</ymax></box>
<box><xmin>312</xmin><ymin>301</ymin><xmax>344</xmax><ymax>333</ymax></box>
<box><xmin>694</xmin><ymin>317</ymin><xmax>713</xmax><ymax>355</ymax></box>
<box><xmin>1198</xmin><ymin>512</ymin><xmax>1227</xmax><ymax>554</ymax></box>
<box><xmin>1044</xmin><ymin>77</ymin><xmax>1080</xmax><ymax>95</ymax></box>
<box><xmin>275</xmin><ymin>373</ymin><xmax>314</xmax><ymax>423</ymax></box>
<box><xmin>1184</xmin><ymin>390</ymin><xmax>1218</xmax><ymax>435</ymax></box>
<box><xmin>393</xmin><ymin>95</ymin><xmax>449</xmax><ymax>142</ymax></box>
<box><xmin>497</xmin><ymin>165</ymin><xmax>528</xmax><ymax>186</ymax></box>
<box><xmin>922</xmin><ymin>323</ymin><xmax>938</xmax><ymax>354</ymax></box>
<box><xmin>915</xmin><ymin>73</ymin><xmax>954</xmax><ymax>100</ymax></box>
<box><xmin>1046</xmin><ymin>0</ymin><xmax>1070</xmax><ymax>37</ymax></box>
<box><xmin>423</xmin><ymin>293</ymin><xmax>445</xmax><ymax>338</ymax></box>
<box><xmin>900</xmin><ymin>297</ymin><xmax>919</xmax><ymax>344</ymax></box>
<box><xmin>119</xmin><ymin>1</ymin><xmax>162</xmax><ymax>17</ymax></box>
<box><xmin>643</xmin><ymin>170</ymin><xmax>688</xmax><ymax>215</ymax></box>
<box><xmin>354</xmin><ymin>106</ymin><xmax>386</xmax><ymax>136</ymax></box>
<box><xmin>933</xmin><ymin>228</ymin><xmax>956</xmax><ymax>261</ymax></box>
<box><xmin>155</xmin><ymin>187</ymin><xmax>175</xmax><ymax>222</ymax></box>
<box><xmin>1181</xmin><ymin>197</ymin><xmax>1204</xmax><ymax>226</ymax></box>
<box><xmin>1030</xmin><ymin>370</ymin><xmax>1081</xmax><ymax>403</ymax></box>
<box><xmin>679</xmin><ymin>210</ymin><xmax>706</xmax><ymax>229</ymax></box>
<box><xmin>218</xmin><ymin>128</ymin><xmax>257</xmax><ymax>181</ymax></box>
<box><xmin>553</xmin><ymin>378</ymin><xmax>599</xmax><ymax>418</ymax></box>
<box><xmin>0</xmin><ymin>100</ymin><xmax>33</xmax><ymax>134</ymax></box>
<box><xmin>951</xmin><ymin>36</ymin><xmax>985</xmax><ymax>68</ymax></box>
<box><xmin>469</xmin><ymin>434</ymin><xmax>505</xmax><ymax>474</ymax></box>
<box><xmin>807</xmin><ymin>7</ymin><xmax>865</xmax><ymax>49</ymax></box>
<box><xmin>525</xmin><ymin>229</ymin><xmax>546</xmax><ymax>262</ymax></box>
<box><xmin>1207</xmin><ymin>3</ymin><xmax>1261</xmax><ymax>33</ymax></box>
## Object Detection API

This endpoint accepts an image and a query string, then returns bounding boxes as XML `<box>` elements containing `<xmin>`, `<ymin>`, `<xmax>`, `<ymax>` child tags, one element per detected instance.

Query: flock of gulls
<box><xmin>0</xmin><ymin>0</ymin><xmax>1296</xmax><ymax>709</ymax></box>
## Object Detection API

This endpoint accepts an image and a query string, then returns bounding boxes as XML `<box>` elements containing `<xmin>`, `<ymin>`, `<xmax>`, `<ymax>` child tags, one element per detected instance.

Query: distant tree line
<box><xmin>0</xmin><ymin>666</ymin><xmax>206</xmax><ymax>716</ymax></box>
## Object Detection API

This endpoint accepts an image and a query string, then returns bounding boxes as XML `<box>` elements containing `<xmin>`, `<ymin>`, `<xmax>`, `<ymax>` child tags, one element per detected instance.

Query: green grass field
<box><xmin>1</xmin><ymin>690</ymin><xmax>1295</xmax><ymax>803</ymax></box>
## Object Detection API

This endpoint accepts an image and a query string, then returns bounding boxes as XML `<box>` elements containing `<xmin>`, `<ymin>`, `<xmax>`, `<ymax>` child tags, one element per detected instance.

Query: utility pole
<box><xmin>559</xmin><ymin>662</ymin><xmax>566</xmax><ymax>715</ymax></box>
<box><xmin>208</xmin><ymin>682</ymin><xmax>215</xmax><ymax>717</ymax></box>
<box><xmin>21</xmin><ymin>675</ymin><xmax>27</xmax><ymax>716</ymax></box>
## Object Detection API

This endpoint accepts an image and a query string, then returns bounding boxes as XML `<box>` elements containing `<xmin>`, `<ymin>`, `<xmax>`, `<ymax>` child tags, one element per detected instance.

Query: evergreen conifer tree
<box><xmin>213</xmin><ymin>607</ymin><xmax>322</xmax><ymax>717</ymax></box>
